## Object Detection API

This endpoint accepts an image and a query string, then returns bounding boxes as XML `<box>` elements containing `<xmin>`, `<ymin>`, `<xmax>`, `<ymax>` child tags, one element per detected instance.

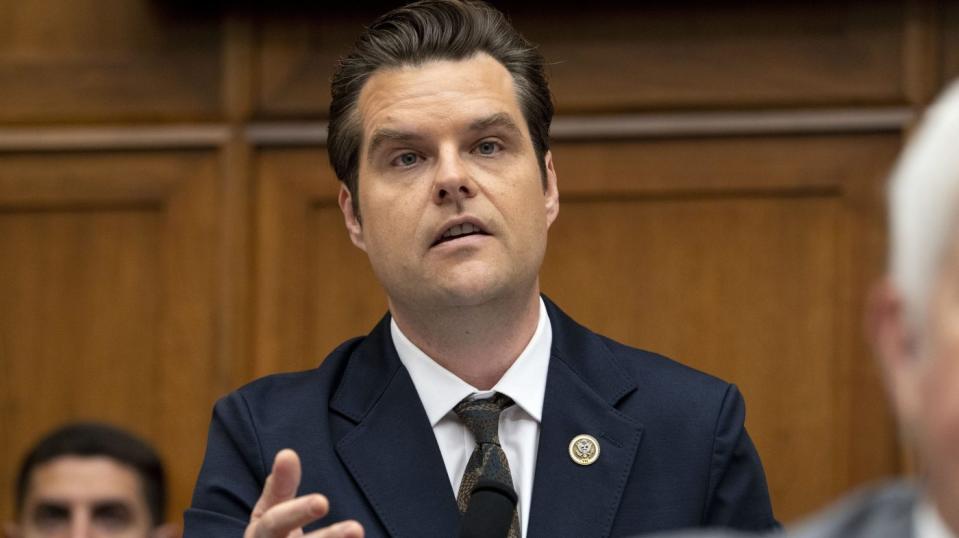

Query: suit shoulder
<box><xmin>789</xmin><ymin>481</ymin><xmax>918</xmax><ymax>538</ymax></box>
<box><xmin>543</xmin><ymin>296</ymin><xmax>729</xmax><ymax>394</ymax></box>
<box><xmin>598</xmin><ymin>334</ymin><xmax>732</xmax><ymax>397</ymax></box>
<box><xmin>229</xmin><ymin>336</ymin><xmax>365</xmax><ymax>408</ymax></box>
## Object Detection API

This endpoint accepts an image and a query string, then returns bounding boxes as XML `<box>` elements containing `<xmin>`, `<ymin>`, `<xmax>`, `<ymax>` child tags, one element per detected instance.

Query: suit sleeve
<box><xmin>702</xmin><ymin>384</ymin><xmax>780</xmax><ymax>531</ymax></box>
<box><xmin>183</xmin><ymin>391</ymin><xmax>268</xmax><ymax>538</ymax></box>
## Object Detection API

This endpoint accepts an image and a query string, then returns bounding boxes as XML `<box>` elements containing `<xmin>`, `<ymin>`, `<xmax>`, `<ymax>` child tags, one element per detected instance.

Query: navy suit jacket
<box><xmin>185</xmin><ymin>299</ymin><xmax>777</xmax><ymax>537</ymax></box>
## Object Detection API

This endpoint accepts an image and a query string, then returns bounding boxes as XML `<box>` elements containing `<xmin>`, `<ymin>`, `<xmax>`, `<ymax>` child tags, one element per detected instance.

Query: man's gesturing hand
<box><xmin>245</xmin><ymin>449</ymin><xmax>364</xmax><ymax>538</ymax></box>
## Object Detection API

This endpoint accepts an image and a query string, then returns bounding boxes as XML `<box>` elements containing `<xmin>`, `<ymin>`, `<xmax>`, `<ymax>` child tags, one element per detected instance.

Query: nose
<box><xmin>431</xmin><ymin>147</ymin><xmax>477</xmax><ymax>205</ymax></box>
<box><xmin>69</xmin><ymin>509</ymin><xmax>91</xmax><ymax>538</ymax></box>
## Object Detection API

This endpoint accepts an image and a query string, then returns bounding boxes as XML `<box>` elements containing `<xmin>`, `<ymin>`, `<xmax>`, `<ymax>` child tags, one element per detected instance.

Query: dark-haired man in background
<box><xmin>5</xmin><ymin>422</ymin><xmax>176</xmax><ymax>538</ymax></box>
<box><xmin>186</xmin><ymin>2</ymin><xmax>777</xmax><ymax>537</ymax></box>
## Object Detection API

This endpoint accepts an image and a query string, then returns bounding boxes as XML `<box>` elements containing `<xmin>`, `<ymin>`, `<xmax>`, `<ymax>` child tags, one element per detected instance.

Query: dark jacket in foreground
<box><xmin>185</xmin><ymin>298</ymin><xmax>777</xmax><ymax>537</ymax></box>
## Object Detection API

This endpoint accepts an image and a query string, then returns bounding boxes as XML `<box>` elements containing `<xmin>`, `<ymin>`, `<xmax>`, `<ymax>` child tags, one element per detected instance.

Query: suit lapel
<box><xmin>527</xmin><ymin>299</ymin><xmax>644</xmax><ymax>538</ymax></box>
<box><xmin>331</xmin><ymin>316</ymin><xmax>460</xmax><ymax>538</ymax></box>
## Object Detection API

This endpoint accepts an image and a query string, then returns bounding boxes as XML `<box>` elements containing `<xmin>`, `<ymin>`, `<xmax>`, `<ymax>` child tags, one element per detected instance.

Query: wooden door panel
<box><xmin>255</xmin><ymin>9</ymin><xmax>375</xmax><ymax>119</ymax></box>
<box><xmin>254</xmin><ymin>148</ymin><xmax>385</xmax><ymax>377</ymax></box>
<box><xmin>0</xmin><ymin>1</ymin><xmax>222</xmax><ymax>123</ymax></box>
<box><xmin>251</xmin><ymin>131</ymin><xmax>899</xmax><ymax>522</ymax></box>
<box><xmin>0</xmin><ymin>210</ymin><xmax>162</xmax><ymax>424</ymax></box>
<box><xmin>945</xmin><ymin>1</ymin><xmax>959</xmax><ymax>83</ymax></box>
<box><xmin>542</xmin><ymin>133</ymin><xmax>898</xmax><ymax>521</ymax></box>
<box><xmin>542</xmin><ymin>195</ymin><xmax>841</xmax><ymax>521</ymax></box>
<box><xmin>0</xmin><ymin>151</ymin><xmax>224</xmax><ymax>524</ymax></box>
<box><xmin>253</xmin><ymin>1</ymin><xmax>907</xmax><ymax>118</ymax></box>
<box><xmin>521</xmin><ymin>0</ymin><xmax>907</xmax><ymax>111</ymax></box>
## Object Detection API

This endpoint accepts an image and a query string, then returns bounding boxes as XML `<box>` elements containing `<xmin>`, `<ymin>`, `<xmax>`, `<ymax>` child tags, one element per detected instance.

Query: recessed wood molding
<box><xmin>247</xmin><ymin>122</ymin><xmax>329</xmax><ymax>146</ymax></box>
<box><xmin>549</xmin><ymin>108</ymin><xmax>914</xmax><ymax>139</ymax></box>
<box><xmin>0</xmin><ymin>125</ymin><xmax>231</xmax><ymax>152</ymax></box>
<box><xmin>244</xmin><ymin>108</ymin><xmax>913</xmax><ymax>147</ymax></box>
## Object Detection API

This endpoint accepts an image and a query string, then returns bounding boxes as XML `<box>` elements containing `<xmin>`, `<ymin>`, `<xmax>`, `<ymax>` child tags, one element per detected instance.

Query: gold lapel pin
<box><xmin>568</xmin><ymin>434</ymin><xmax>600</xmax><ymax>465</ymax></box>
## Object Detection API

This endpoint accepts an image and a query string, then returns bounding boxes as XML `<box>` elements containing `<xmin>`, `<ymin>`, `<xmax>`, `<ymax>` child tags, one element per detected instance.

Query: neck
<box><xmin>390</xmin><ymin>288</ymin><xmax>542</xmax><ymax>390</ymax></box>
<box><xmin>930</xmin><ymin>488</ymin><xmax>959</xmax><ymax>538</ymax></box>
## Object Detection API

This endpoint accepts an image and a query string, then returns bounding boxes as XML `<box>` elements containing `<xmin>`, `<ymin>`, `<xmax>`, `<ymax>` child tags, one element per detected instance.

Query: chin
<box><xmin>436</xmin><ymin>285</ymin><xmax>501</xmax><ymax>307</ymax></box>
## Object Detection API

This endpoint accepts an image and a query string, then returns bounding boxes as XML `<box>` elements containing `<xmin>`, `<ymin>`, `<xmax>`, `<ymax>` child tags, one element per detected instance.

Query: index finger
<box><xmin>254</xmin><ymin>494</ymin><xmax>329</xmax><ymax>538</ymax></box>
<box><xmin>252</xmin><ymin>449</ymin><xmax>302</xmax><ymax>518</ymax></box>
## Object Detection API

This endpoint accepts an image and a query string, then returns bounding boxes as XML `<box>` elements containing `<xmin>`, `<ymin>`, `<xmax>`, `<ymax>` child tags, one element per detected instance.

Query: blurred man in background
<box><xmin>4</xmin><ymin>422</ymin><xmax>177</xmax><ymax>538</ymax></box>
<box><xmin>850</xmin><ymin>78</ymin><xmax>959</xmax><ymax>538</ymax></box>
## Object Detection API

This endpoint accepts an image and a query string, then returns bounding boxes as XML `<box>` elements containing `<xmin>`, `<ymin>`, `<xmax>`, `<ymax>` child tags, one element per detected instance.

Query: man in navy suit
<box><xmin>185</xmin><ymin>1</ymin><xmax>777</xmax><ymax>537</ymax></box>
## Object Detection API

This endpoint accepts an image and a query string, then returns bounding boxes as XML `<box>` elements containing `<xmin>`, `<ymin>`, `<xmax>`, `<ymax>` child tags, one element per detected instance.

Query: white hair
<box><xmin>889</xmin><ymin>80</ymin><xmax>959</xmax><ymax>326</ymax></box>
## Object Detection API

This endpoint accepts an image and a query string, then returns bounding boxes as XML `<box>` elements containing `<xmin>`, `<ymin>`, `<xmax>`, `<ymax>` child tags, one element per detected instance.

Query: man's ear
<box><xmin>866</xmin><ymin>277</ymin><xmax>922</xmax><ymax>425</ymax></box>
<box><xmin>543</xmin><ymin>151</ymin><xmax>559</xmax><ymax>228</ymax></box>
<box><xmin>3</xmin><ymin>522</ymin><xmax>21</xmax><ymax>538</ymax></box>
<box><xmin>338</xmin><ymin>183</ymin><xmax>366</xmax><ymax>251</ymax></box>
<box><xmin>150</xmin><ymin>523</ymin><xmax>180</xmax><ymax>538</ymax></box>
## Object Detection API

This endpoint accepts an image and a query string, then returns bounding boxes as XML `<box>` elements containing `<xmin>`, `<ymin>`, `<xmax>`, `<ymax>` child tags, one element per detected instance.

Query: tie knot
<box><xmin>453</xmin><ymin>393</ymin><xmax>514</xmax><ymax>446</ymax></box>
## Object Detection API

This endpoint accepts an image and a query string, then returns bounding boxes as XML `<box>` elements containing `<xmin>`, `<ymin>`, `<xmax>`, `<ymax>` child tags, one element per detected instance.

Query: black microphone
<box><xmin>457</xmin><ymin>478</ymin><xmax>518</xmax><ymax>538</ymax></box>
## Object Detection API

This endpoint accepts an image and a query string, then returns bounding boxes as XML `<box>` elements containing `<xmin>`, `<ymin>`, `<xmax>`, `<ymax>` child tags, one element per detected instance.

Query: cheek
<box><xmin>360</xmin><ymin>202</ymin><xmax>425</xmax><ymax>268</ymax></box>
<box><xmin>499</xmin><ymin>174</ymin><xmax>548</xmax><ymax>224</ymax></box>
<box><xmin>916</xmin><ymin>349</ymin><xmax>959</xmax><ymax>469</ymax></box>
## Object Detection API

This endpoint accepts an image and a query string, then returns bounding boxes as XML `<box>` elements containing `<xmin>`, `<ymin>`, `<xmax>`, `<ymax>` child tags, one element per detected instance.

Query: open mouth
<box><xmin>432</xmin><ymin>222</ymin><xmax>489</xmax><ymax>247</ymax></box>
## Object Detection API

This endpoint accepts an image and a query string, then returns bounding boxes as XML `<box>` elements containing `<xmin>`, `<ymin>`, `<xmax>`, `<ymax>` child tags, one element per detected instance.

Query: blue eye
<box><xmin>393</xmin><ymin>152</ymin><xmax>420</xmax><ymax>167</ymax></box>
<box><xmin>476</xmin><ymin>141</ymin><xmax>499</xmax><ymax>155</ymax></box>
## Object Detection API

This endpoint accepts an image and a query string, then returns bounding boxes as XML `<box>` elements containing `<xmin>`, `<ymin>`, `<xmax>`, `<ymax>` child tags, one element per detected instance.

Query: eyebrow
<box><xmin>365</xmin><ymin>113</ymin><xmax>522</xmax><ymax>163</ymax></box>
<box><xmin>31</xmin><ymin>500</ymin><xmax>70</xmax><ymax>514</ymax></box>
<box><xmin>32</xmin><ymin>498</ymin><xmax>133</xmax><ymax>510</ymax></box>
<box><xmin>468</xmin><ymin>112</ymin><xmax>522</xmax><ymax>135</ymax></box>
<box><xmin>366</xmin><ymin>129</ymin><xmax>425</xmax><ymax>160</ymax></box>
<box><xmin>91</xmin><ymin>501</ymin><xmax>134</xmax><ymax>519</ymax></box>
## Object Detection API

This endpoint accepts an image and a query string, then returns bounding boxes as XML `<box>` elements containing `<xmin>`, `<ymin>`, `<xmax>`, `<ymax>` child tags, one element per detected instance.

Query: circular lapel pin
<box><xmin>568</xmin><ymin>434</ymin><xmax>600</xmax><ymax>465</ymax></box>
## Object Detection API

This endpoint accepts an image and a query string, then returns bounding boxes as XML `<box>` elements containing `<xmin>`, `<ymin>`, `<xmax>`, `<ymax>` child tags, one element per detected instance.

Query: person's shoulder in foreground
<box><xmin>187</xmin><ymin>297</ymin><xmax>777</xmax><ymax>536</ymax></box>
<box><xmin>785</xmin><ymin>482</ymin><xmax>917</xmax><ymax>538</ymax></box>
<box><xmin>644</xmin><ymin>481</ymin><xmax>918</xmax><ymax>538</ymax></box>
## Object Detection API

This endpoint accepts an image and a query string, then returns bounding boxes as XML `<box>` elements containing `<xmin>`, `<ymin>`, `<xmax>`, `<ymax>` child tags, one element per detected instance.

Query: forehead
<box><xmin>25</xmin><ymin>456</ymin><xmax>144</xmax><ymax>504</ymax></box>
<box><xmin>356</xmin><ymin>53</ymin><xmax>526</xmax><ymax>140</ymax></box>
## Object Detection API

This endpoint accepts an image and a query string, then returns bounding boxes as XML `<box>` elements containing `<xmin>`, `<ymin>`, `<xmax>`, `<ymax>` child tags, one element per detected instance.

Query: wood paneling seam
<box><xmin>245</xmin><ymin>108</ymin><xmax>914</xmax><ymax>146</ymax></box>
<box><xmin>0</xmin><ymin>126</ymin><xmax>231</xmax><ymax>152</ymax></box>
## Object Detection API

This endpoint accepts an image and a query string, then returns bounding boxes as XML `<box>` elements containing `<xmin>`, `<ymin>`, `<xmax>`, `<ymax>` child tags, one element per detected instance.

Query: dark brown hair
<box><xmin>327</xmin><ymin>0</ymin><xmax>553</xmax><ymax>214</ymax></box>
<box><xmin>15</xmin><ymin>422</ymin><xmax>167</xmax><ymax>527</ymax></box>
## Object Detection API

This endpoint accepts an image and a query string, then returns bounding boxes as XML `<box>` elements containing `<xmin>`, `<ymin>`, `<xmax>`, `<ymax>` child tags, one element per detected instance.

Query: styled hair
<box><xmin>327</xmin><ymin>0</ymin><xmax>553</xmax><ymax>214</ymax></box>
<box><xmin>15</xmin><ymin>422</ymin><xmax>167</xmax><ymax>527</ymax></box>
<box><xmin>888</xmin><ymin>80</ymin><xmax>959</xmax><ymax>326</ymax></box>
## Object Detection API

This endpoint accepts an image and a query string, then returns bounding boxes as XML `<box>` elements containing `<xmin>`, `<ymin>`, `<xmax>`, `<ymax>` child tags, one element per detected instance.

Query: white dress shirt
<box><xmin>390</xmin><ymin>298</ymin><xmax>552</xmax><ymax>538</ymax></box>
<box><xmin>915</xmin><ymin>497</ymin><xmax>957</xmax><ymax>538</ymax></box>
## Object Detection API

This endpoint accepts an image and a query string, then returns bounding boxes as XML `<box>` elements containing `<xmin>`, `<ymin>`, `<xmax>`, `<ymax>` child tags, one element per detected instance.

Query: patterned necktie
<box><xmin>454</xmin><ymin>393</ymin><xmax>520</xmax><ymax>538</ymax></box>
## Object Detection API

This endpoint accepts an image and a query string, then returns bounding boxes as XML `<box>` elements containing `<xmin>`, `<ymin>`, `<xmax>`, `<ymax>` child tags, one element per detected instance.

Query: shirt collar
<box><xmin>915</xmin><ymin>495</ymin><xmax>957</xmax><ymax>538</ymax></box>
<box><xmin>391</xmin><ymin>297</ymin><xmax>552</xmax><ymax>426</ymax></box>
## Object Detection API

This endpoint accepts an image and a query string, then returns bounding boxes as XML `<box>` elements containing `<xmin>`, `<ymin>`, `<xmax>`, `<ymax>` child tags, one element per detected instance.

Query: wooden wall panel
<box><xmin>540</xmin><ymin>134</ymin><xmax>901</xmax><ymax>520</ymax></box>
<box><xmin>519</xmin><ymin>1</ymin><xmax>907</xmax><ymax>112</ymax></box>
<box><xmin>253</xmin><ymin>1</ymin><xmax>908</xmax><ymax>118</ymax></box>
<box><xmin>551</xmin><ymin>135</ymin><xmax>897</xmax><ymax>196</ymax></box>
<box><xmin>544</xmin><ymin>195</ymin><xmax>841</xmax><ymax>521</ymax></box>
<box><xmin>0</xmin><ymin>151</ymin><xmax>225</xmax><ymax>525</ymax></box>
<box><xmin>5</xmin><ymin>0</ymin><xmax>957</xmax><ymax>529</ymax></box>
<box><xmin>0</xmin><ymin>1</ymin><xmax>223</xmax><ymax>123</ymax></box>
<box><xmin>255</xmin><ymin>10</ymin><xmax>376</xmax><ymax>119</ymax></box>
<box><xmin>253</xmin><ymin>148</ymin><xmax>386</xmax><ymax>377</ymax></box>
<box><xmin>249</xmin><ymin>133</ymin><xmax>900</xmax><ymax>522</ymax></box>
<box><xmin>945</xmin><ymin>1</ymin><xmax>959</xmax><ymax>82</ymax></box>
